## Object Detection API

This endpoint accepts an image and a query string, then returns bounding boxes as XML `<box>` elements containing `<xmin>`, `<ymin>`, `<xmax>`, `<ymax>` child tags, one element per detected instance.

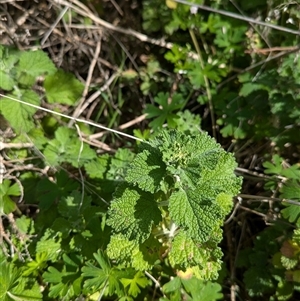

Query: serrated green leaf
<box><xmin>181</xmin><ymin>277</ymin><xmax>223</xmax><ymax>300</ymax></box>
<box><xmin>0</xmin><ymin>261</ymin><xmax>21</xmax><ymax>299</ymax></box>
<box><xmin>15</xmin><ymin>215</ymin><xmax>32</xmax><ymax>235</ymax></box>
<box><xmin>0</xmin><ymin>179</ymin><xmax>19</xmax><ymax>214</ymax></box>
<box><xmin>188</xmin><ymin>64</ymin><xmax>205</xmax><ymax>89</ymax></box>
<box><xmin>169</xmin><ymin>188</ymin><xmax>224</xmax><ymax>242</ymax></box>
<box><xmin>105</xmin><ymin>129</ymin><xmax>241</xmax><ymax>282</ymax></box>
<box><xmin>281</xmin><ymin>164</ymin><xmax>300</xmax><ymax>180</ymax></box>
<box><xmin>36</xmin><ymin>170</ymin><xmax>79</xmax><ymax>210</ymax></box>
<box><xmin>23</xmin><ymin>252</ymin><xmax>48</xmax><ymax>277</ymax></box>
<box><xmin>0</xmin><ymin>70</ymin><xmax>15</xmax><ymax>90</ymax></box>
<box><xmin>43</xmin><ymin>127</ymin><xmax>96</xmax><ymax>167</ymax></box>
<box><xmin>36</xmin><ymin>230</ymin><xmax>61</xmax><ymax>262</ymax></box>
<box><xmin>157</xmin><ymin>130</ymin><xmax>232</xmax><ymax>174</ymax></box>
<box><xmin>154</xmin><ymin>129</ymin><xmax>241</xmax><ymax>194</ymax></box>
<box><xmin>281</xmin><ymin>205</ymin><xmax>300</xmax><ymax>223</ymax></box>
<box><xmin>82</xmin><ymin>250</ymin><xmax>123</xmax><ymax>296</ymax></box>
<box><xmin>17</xmin><ymin>50</ymin><xmax>56</xmax><ymax>77</ymax></box>
<box><xmin>219</xmin><ymin>123</ymin><xmax>247</xmax><ymax>139</ymax></box>
<box><xmin>107</xmin><ymin>234</ymin><xmax>152</xmax><ymax>270</ymax></box>
<box><xmin>58</xmin><ymin>191</ymin><xmax>91</xmax><ymax>219</ymax></box>
<box><xmin>11</xmin><ymin>282</ymin><xmax>42</xmax><ymax>301</ymax></box>
<box><xmin>120</xmin><ymin>271</ymin><xmax>149</xmax><ymax>298</ymax></box>
<box><xmin>51</xmin><ymin>217</ymin><xmax>72</xmax><ymax>238</ymax></box>
<box><xmin>0</xmin><ymin>194</ymin><xmax>16</xmax><ymax>215</ymax></box>
<box><xmin>125</xmin><ymin>144</ymin><xmax>165</xmax><ymax>193</ymax></box>
<box><xmin>0</xmin><ymin>179</ymin><xmax>20</xmax><ymax>197</ymax></box>
<box><xmin>0</xmin><ymin>45</ymin><xmax>19</xmax><ymax>71</ymax></box>
<box><xmin>44</xmin><ymin>69</ymin><xmax>84</xmax><ymax>105</ymax></box>
<box><xmin>281</xmin><ymin>180</ymin><xmax>300</xmax><ymax>200</ymax></box>
<box><xmin>174</xmin><ymin>110</ymin><xmax>201</xmax><ymax>134</ymax></box>
<box><xmin>0</xmin><ymin>90</ymin><xmax>39</xmax><ymax>133</ymax></box>
<box><xmin>84</xmin><ymin>155</ymin><xmax>109</xmax><ymax>179</ymax></box>
<box><xmin>244</xmin><ymin>267</ymin><xmax>274</xmax><ymax>297</ymax></box>
<box><xmin>239</xmin><ymin>82</ymin><xmax>268</xmax><ymax>97</ymax></box>
<box><xmin>43</xmin><ymin>263</ymin><xmax>83</xmax><ymax>300</ymax></box>
<box><xmin>15</xmin><ymin>49</ymin><xmax>56</xmax><ymax>86</ymax></box>
<box><xmin>263</xmin><ymin>155</ymin><xmax>284</xmax><ymax>174</ymax></box>
<box><xmin>106</xmin><ymin>148</ymin><xmax>135</xmax><ymax>180</ymax></box>
<box><xmin>281</xmin><ymin>256</ymin><xmax>298</xmax><ymax>269</ymax></box>
<box><xmin>144</xmin><ymin>92</ymin><xmax>185</xmax><ymax>129</ymax></box>
<box><xmin>107</xmin><ymin>184</ymin><xmax>162</xmax><ymax>243</ymax></box>
<box><xmin>0</xmin><ymin>260</ymin><xmax>42</xmax><ymax>301</ymax></box>
<box><xmin>169</xmin><ymin>231</ymin><xmax>222</xmax><ymax>279</ymax></box>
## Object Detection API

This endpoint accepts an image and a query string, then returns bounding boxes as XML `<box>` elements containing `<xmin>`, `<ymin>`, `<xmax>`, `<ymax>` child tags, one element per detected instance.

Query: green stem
<box><xmin>189</xmin><ymin>29</ymin><xmax>216</xmax><ymax>138</ymax></box>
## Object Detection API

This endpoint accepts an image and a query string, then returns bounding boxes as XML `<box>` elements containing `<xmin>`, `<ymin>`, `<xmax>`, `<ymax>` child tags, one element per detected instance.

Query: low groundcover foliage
<box><xmin>107</xmin><ymin>130</ymin><xmax>242</xmax><ymax>279</ymax></box>
<box><xmin>0</xmin><ymin>129</ymin><xmax>241</xmax><ymax>300</ymax></box>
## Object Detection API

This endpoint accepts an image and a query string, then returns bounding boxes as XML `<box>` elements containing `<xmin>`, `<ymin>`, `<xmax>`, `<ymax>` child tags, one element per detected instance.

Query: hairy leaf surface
<box><xmin>125</xmin><ymin>144</ymin><xmax>166</xmax><ymax>193</ymax></box>
<box><xmin>107</xmin><ymin>234</ymin><xmax>152</xmax><ymax>270</ymax></box>
<box><xmin>107</xmin><ymin>184</ymin><xmax>161</xmax><ymax>242</ymax></box>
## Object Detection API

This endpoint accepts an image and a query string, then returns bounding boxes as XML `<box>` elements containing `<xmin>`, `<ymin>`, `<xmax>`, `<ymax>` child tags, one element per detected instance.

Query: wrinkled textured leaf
<box><xmin>107</xmin><ymin>184</ymin><xmax>162</xmax><ymax>243</ymax></box>
<box><xmin>107</xmin><ymin>234</ymin><xmax>152</xmax><ymax>271</ymax></box>
<box><xmin>169</xmin><ymin>189</ymin><xmax>223</xmax><ymax>242</ymax></box>
<box><xmin>169</xmin><ymin>231</ymin><xmax>222</xmax><ymax>280</ymax></box>
<box><xmin>125</xmin><ymin>144</ymin><xmax>165</xmax><ymax>193</ymax></box>
<box><xmin>107</xmin><ymin>130</ymin><xmax>241</xmax><ymax>279</ymax></box>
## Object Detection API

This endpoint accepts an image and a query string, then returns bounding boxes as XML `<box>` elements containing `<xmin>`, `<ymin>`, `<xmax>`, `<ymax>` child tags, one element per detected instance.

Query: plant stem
<box><xmin>189</xmin><ymin>29</ymin><xmax>216</xmax><ymax>138</ymax></box>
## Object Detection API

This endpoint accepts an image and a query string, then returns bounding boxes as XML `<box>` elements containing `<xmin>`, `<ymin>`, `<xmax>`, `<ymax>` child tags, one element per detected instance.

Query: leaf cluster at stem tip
<box><xmin>107</xmin><ymin>129</ymin><xmax>242</xmax><ymax>279</ymax></box>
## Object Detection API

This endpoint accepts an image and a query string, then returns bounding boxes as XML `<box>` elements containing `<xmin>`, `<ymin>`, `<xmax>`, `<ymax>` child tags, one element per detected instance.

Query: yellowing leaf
<box><xmin>177</xmin><ymin>268</ymin><xmax>193</xmax><ymax>279</ymax></box>
<box><xmin>166</xmin><ymin>0</ymin><xmax>177</xmax><ymax>9</ymax></box>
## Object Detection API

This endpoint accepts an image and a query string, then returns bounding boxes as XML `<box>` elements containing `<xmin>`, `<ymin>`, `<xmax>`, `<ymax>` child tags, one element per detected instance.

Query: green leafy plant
<box><xmin>0</xmin><ymin>254</ymin><xmax>42</xmax><ymax>301</ymax></box>
<box><xmin>0</xmin><ymin>179</ymin><xmax>21</xmax><ymax>215</ymax></box>
<box><xmin>162</xmin><ymin>275</ymin><xmax>223</xmax><ymax>301</ymax></box>
<box><xmin>1</xmin><ymin>0</ymin><xmax>300</xmax><ymax>299</ymax></box>
<box><xmin>235</xmin><ymin>156</ymin><xmax>300</xmax><ymax>300</ymax></box>
<box><xmin>82</xmin><ymin>250</ymin><xmax>150</xmax><ymax>300</ymax></box>
<box><xmin>144</xmin><ymin>92</ymin><xmax>187</xmax><ymax>129</ymax></box>
<box><xmin>107</xmin><ymin>130</ymin><xmax>242</xmax><ymax>279</ymax></box>
<box><xmin>0</xmin><ymin>45</ymin><xmax>83</xmax><ymax>133</ymax></box>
